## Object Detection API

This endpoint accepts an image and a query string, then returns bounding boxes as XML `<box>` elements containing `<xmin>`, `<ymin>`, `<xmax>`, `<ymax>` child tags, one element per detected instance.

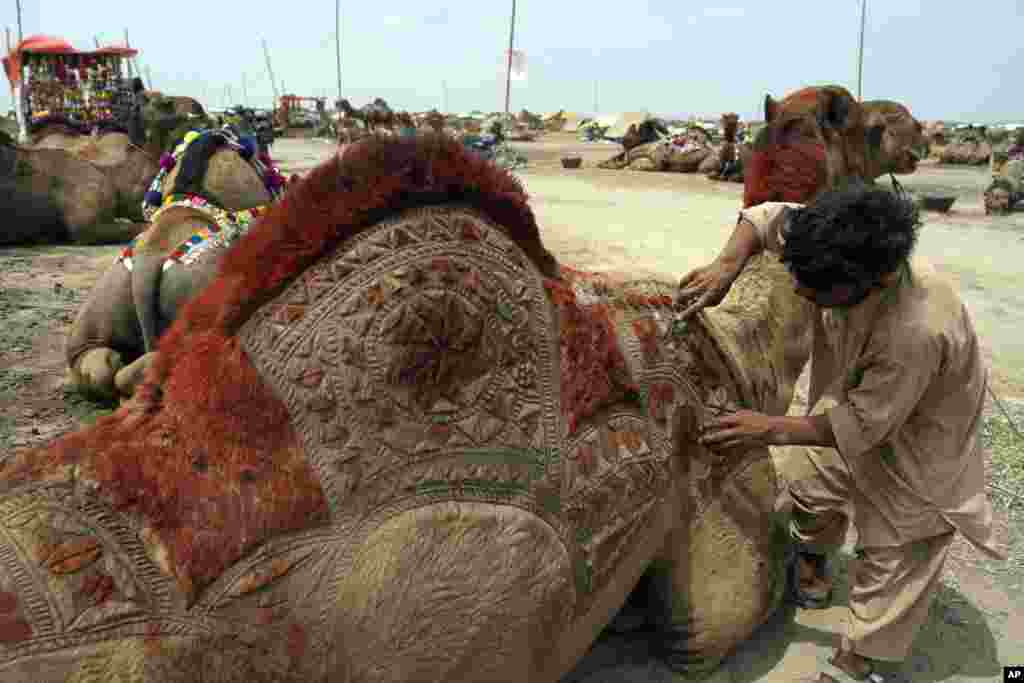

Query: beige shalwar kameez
<box><xmin>737</xmin><ymin>202</ymin><xmax>1005</xmax><ymax>662</ymax></box>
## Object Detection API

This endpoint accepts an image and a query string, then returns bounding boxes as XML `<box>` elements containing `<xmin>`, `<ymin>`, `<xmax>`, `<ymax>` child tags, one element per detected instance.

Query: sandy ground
<box><xmin>1</xmin><ymin>133</ymin><xmax>1022</xmax><ymax>681</ymax></box>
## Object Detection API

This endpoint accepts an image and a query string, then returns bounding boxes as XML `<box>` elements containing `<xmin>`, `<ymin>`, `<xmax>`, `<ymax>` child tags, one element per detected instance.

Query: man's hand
<box><xmin>700</xmin><ymin>411</ymin><xmax>838</xmax><ymax>452</ymax></box>
<box><xmin>676</xmin><ymin>259</ymin><xmax>742</xmax><ymax>320</ymax></box>
<box><xmin>699</xmin><ymin>409</ymin><xmax>777</xmax><ymax>451</ymax></box>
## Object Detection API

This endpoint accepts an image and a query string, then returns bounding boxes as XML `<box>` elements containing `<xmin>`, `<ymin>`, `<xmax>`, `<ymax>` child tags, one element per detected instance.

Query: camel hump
<box><xmin>237</xmin><ymin>204</ymin><xmax>565</xmax><ymax>520</ymax></box>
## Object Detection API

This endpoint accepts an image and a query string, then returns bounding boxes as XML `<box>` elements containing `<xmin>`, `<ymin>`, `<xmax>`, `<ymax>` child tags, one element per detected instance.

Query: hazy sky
<box><xmin>2</xmin><ymin>1</ymin><xmax>1021</xmax><ymax>122</ymax></box>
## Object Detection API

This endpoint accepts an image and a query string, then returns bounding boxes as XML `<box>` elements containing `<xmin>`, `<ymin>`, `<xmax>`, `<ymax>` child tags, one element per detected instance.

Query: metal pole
<box><xmin>856</xmin><ymin>0</ymin><xmax>866</xmax><ymax>101</ymax></box>
<box><xmin>503</xmin><ymin>0</ymin><xmax>516</xmax><ymax>116</ymax></box>
<box><xmin>14</xmin><ymin>0</ymin><xmax>22</xmax><ymax>43</ymax></box>
<box><xmin>335</xmin><ymin>0</ymin><xmax>342</xmax><ymax>105</ymax></box>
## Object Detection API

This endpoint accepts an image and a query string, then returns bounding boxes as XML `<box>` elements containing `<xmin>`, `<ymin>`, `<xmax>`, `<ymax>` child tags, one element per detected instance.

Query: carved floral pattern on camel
<box><xmin>239</xmin><ymin>205</ymin><xmax>756</xmax><ymax>614</ymax></box>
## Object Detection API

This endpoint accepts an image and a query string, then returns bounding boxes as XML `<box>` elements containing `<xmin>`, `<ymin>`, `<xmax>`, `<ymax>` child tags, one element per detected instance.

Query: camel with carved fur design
<box><xmin>0</xmin><ymin>85</ymin><xmax>884</xmax><ymax>680</ymax></box>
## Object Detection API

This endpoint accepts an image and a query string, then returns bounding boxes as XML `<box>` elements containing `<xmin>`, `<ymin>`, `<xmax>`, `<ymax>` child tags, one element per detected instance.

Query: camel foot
<box><xmin>114</xmin><ymin>352</ymin><xmax>157</xmax><ymax>397</ymax></box>
<box><xmin>70</xmin><ymin>347</ymin><xmax>125</xmax><ymax>400</ymax></box>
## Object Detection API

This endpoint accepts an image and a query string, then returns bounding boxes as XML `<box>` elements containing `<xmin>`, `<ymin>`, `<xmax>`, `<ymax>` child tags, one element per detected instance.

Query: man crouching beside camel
<box><xmin>678</xmin><ymin>184</ymin><xmax>1005</xmax><ymax>683</ymax></box>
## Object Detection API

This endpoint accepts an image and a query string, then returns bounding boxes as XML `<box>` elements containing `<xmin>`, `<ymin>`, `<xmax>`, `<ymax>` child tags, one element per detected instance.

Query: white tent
<box><xmin>603</xmin><ymin>112</ymin><xmax>654</xmax><ymax>138</ymax></box>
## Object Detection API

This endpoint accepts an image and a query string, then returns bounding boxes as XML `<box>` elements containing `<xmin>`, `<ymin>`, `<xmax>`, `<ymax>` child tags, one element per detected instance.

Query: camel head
<box><xmin>622</xmin><ymin>119</ymin><xmax>668</xmax><ymax>151</ymax></box>
<box><xmin>745</xmin><ymin>85</ymin><xmax>868</xmax><ymax>207</ymax></box>
<box><xmin>151</xmin><ymin>131</ymin><xmax>276</xmax><ymax>215</ymax></box>
<box><xmin>139</xmin><ymin>96</ymin><xmax>193</xmax><ymax>159</ymax></box>
<box><xmin>720</xmin><ymin>113</ymin><xmax>739</xmax><ymax>143</ymax></box>
<box><xmin>337</xmin><ymin>99</ymin><xmax>360</xmax><ymax>119</ymax></box>
<box><xmin>425</xmin><ymin>109</ymin><xmax>446</xmax><ymax>133</ymax></box>
<box><xmin>861</xmin><ymin>100</ymin><xmax>930</xmax><ymax>178</ymax></box>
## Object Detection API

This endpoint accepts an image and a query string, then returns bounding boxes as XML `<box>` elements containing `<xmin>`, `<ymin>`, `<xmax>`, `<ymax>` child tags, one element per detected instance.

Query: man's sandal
<box><xmin>816</xmin><ymin>651</ymin><xmax>890</xmax><ymax>683</ymax></box>
<box><xmin>787</xmin><ymin>550</ymin><xmax>833</xmax><ymax>609</ymax></box>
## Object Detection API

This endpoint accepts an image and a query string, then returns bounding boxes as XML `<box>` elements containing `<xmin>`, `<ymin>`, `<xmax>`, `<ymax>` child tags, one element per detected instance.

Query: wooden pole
<box><xmin>261</xmin><ymin>38</ymin><xmax>279</xmax><ymax>108</ymax></box>
<box><xmin>4</xmin><ymin>27</ymin><xmax>12</xmax><ymax>99</ymax></box>
<box><xmin>124</xmin><ymin>29</ymin><xmax>133</xmax><ymax>77</ymax></box>
<box><xmin>856</xmin><ymin>0</ymin><xmax>866</xmax><ymax>101</ymax></box>
<box><xmin>335</xmin><ymin>0</ymin><xmax>342</xmax><ymax>106</ymax></box>
<box><xmin>503</xmin><ymin>0</ymin><xmax>516</xmax><ymax>117</ymax></box>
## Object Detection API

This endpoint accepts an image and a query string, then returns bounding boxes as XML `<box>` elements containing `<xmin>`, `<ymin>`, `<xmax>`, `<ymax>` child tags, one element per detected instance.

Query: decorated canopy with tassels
<box><xmin>3</xmin><ymin>34</ymin><xmax>140</xmax><ymax>136</ymax></box>
<box><xmin>3</xmin><ymin>34</ymin><xmax>137</xmax><ymax>85</ymax></box>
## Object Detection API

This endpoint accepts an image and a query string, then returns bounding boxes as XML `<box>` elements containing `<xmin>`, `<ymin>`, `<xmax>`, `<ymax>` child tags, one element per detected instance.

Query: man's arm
<box><xmin>677</xmin><ymin>203</ymin><xmax>797</xmax><ymax>320</ymax></box>
<box><xmin>769</xmin><ymin>413</ymin><xmax>837</xmax><ymax>448</ymax></box>
<box><xmin>677</xmin><ymin>216</ymin><xmax>764</xmax><ymax>319</ymax></box>
<box><xmin>714</xmin><ymin>215</ymin><xmax>765</xmax><ymax>272</ymax></box>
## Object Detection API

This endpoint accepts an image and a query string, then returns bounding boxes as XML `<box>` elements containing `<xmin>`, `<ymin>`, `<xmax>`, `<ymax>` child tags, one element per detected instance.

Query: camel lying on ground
<box><xmin>0</xmin><ymin>84</ymin><xmax>888</xmax><ymax>680</ymax></box>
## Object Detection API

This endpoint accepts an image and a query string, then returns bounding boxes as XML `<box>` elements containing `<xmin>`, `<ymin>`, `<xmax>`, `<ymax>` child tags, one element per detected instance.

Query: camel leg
<box><xmin>68</xmin><ymin>347</ymin><xmax>126</xmax><ymax>401</ymax></box>
<box><xmin>648</xmin><ymin>451</ymin><xmax>788</xmax><ymax>677</ymax></box>
<box><xmin>333</xmin><ymin>502</ymin><xmax>575</xmax><ymax>682</ymax></box>
<box><xmin>65</xmin><ymin>262</ymin><xmax>140</xmax><ymax>400</ymax></box>
<box><xmin>113</xmin><ymin>351</ymin><xmax>157</xmax><ymax>397</ymax></box>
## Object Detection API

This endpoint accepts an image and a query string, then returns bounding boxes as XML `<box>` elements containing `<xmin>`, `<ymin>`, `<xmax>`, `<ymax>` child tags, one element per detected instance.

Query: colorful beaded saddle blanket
<box><xmin>116</xmin><ymin>194</ymin><xmax>271</xmax><ymax>272</ymax></box>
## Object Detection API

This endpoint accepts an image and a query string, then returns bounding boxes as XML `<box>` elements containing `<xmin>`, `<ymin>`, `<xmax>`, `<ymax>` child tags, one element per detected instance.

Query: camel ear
<box><xmin>816</xmin><ymin>88</ymin><xmax>856</xmax><ymax>131</ymax></box>
<box><xmin>863</xmin><ymin>109</ymin><xmax>886</xmax><ymax>150</ymax></box>
<box><xmin>866</xmin><ymin>123</ymin><xmax>885</xmax><ymax>151</ymax></box>
<box><xmin>764</xmin><ymin>95</ymin><xmax>779</xmax><ymax>123</ymax></box>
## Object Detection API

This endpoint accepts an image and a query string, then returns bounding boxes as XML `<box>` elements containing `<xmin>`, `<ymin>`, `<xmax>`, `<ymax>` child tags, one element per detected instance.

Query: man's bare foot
<box><xmin>791</xmin><ymin>551</ymin><xmax>833</xmax><ymax>608</ymax></box>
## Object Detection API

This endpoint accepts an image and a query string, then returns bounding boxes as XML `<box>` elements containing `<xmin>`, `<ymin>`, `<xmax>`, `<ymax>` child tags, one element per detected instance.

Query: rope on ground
<box><xmin>987</xmin><ymin>383</ymin><xmax>1024</xmax><ymax>443</ymax></box>
<box><xmin>988</xmin><ymin>481</ymin><xmax>1024</xmax><ymax>504</ymax></box>
<box><xmin>0</xmin><ymin>303</ymin><xmax>77</xmax><ymax>312</ymax></box>
<box><xmin>985</xmin><ymin>384</ymin><xmax>1023</xmax><ymax>503</ymax></box>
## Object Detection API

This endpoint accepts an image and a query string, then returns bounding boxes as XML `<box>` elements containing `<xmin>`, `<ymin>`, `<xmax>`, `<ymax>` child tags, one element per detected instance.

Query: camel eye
<box><xmin>780</xmin><ymin>120</ymin><xmax>807</xmax><ymax>145</ymax></box>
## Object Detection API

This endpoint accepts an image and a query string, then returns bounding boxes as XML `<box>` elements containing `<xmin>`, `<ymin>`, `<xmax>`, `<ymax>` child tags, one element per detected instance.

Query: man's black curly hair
<box><xmin>780</xmin><ymin>182</ymin><xmax>921</xmax><ymax>290</ymax></box>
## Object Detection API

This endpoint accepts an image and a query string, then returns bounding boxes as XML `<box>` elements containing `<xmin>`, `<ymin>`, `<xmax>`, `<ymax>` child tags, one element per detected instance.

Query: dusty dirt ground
<box><xmin>1</xmin><ymin>133</ymin><xmax>1022</xmax><ymax>681</ymax></box>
